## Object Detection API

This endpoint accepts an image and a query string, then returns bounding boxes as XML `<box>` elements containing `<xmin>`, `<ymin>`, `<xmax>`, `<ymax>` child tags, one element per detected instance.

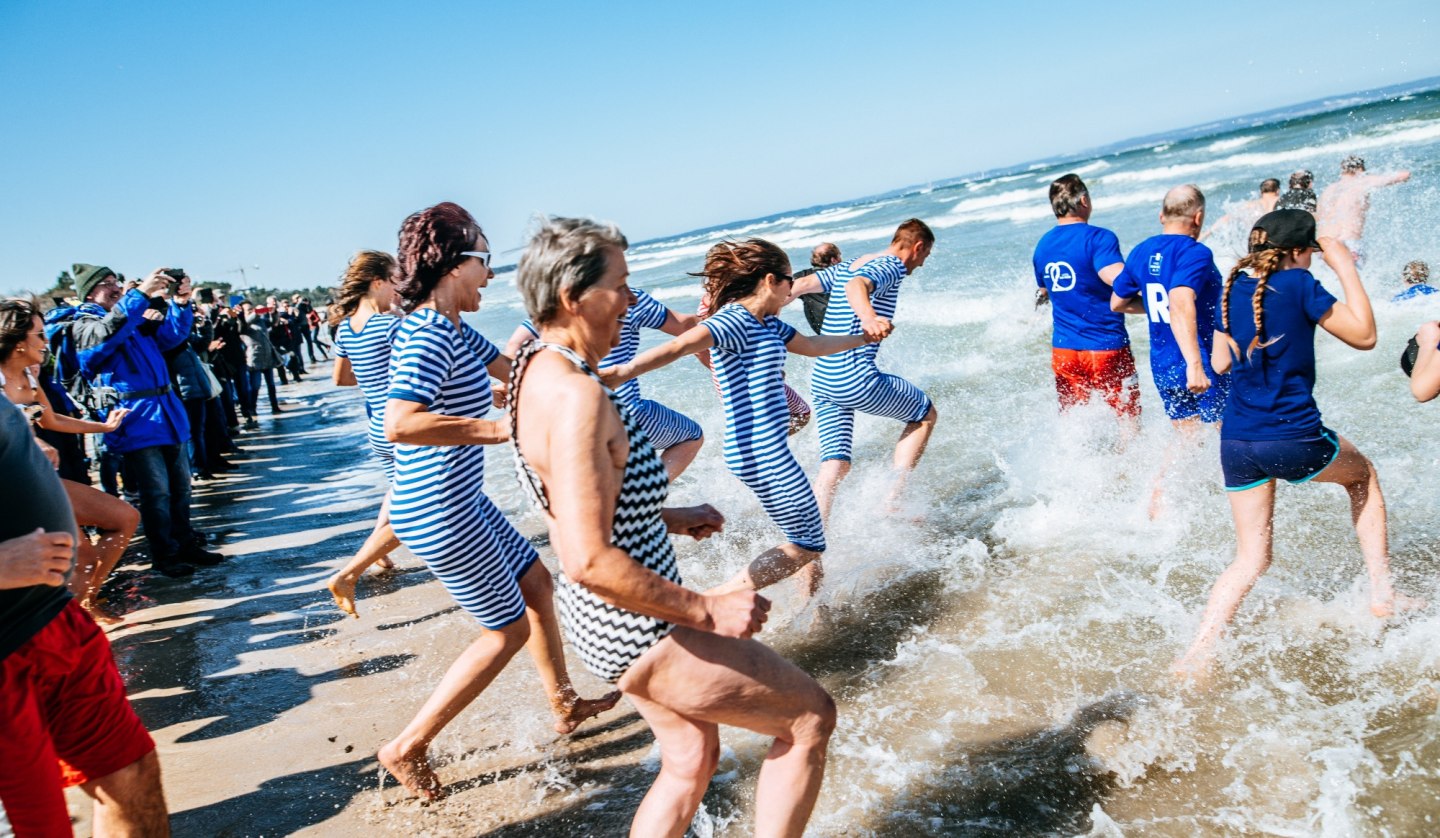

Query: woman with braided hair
<box><xmin>1173</xmin><ymin>209</ymin><xmax>1423</xmax><ymax>679</ymax></box>
<box><xmin>606</xmin><ymin>239</ymin><xmax>879</xmax><ymax>598</ymax></box>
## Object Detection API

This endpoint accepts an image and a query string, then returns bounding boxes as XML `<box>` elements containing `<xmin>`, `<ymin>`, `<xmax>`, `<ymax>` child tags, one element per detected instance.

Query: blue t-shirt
<box><xmin>1392</xmin><ymin>284</ymin><xmax>1437</xmax><ymax>302</ymax></box>
<box><xmin>1033</xmin><ymin>223</ymin><xmax>1129</xmax><ymax>351</ymax></box>
<box><xmin>1219</xmin><ymin>268</ymin><xmax>1338</xmax><ymax>441</ymax></box>
<box><xmin>1113</xmin><ymin>234</ymin><xmax>1223</xmax><ymax>385</ymax></box>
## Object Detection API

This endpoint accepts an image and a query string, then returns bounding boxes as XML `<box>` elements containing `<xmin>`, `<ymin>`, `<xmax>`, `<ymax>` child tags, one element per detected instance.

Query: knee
<box><xmin>661</xmin><ymin>735</ymin><xmax>721</xmax><ymax>787</ymax></box>
<box><xmin>790</xmin><ymin>687</ymin><xmax>837</xmax><ymax>748</ymax></box>
<box><xmin>520</xmin><ymin>561</ymin><xmax>554</xmax><ymax>600</ymax></box>
<box><xmin>119</xmin><ymin>503</ymin><xmax>141</xmax><ymax>535</ymax></box>
<box><xmin>493</xmin><ymin>616</ymin><xmax>532</xmax><ymax>652</ymax></box>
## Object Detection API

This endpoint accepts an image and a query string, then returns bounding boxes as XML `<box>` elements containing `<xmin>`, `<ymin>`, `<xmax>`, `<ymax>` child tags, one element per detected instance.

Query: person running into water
<box><xmin>1173</xmin><ymin>210</ymin><xmax>1424</xmax><ymax>679</ymax></box>
<box><xmin>796</xmin><ymin>241</ymin><xmax>843</xmax><ymax>333</ymax></box>
<box><xmin>1033</xmin><ymin>174</ymin><xmax>1140</xmax><ymax>424</ymax></box>
<box><xmin>377</xmin><ymin>203</ymin><xmax>617</xmax><ymax>799</ymax></box>
<box><xmin>1111</xmin><ymin>185</ymin><xmax>1231</xmax><ymax>517</ymax></box>
<box><xmin>1391</xmin><ymin>260</ymin><xmax>1435</xmax><ymax>303</ymax></box>
<box><xmin>1316</xmin><ymin>155</ymin><xmax>1410</xmax><ymax>266</ymax></box>
<box><xmin>797</xmin><ymin>219</ymin><xmax>938</xmax><ymax>520</ymax></box>
<box><xmin>1407</xmin><ymin>321</ymin><xmax>1440</xmax><ymax>402</ymax></box>
<box><xmin>607</xmin><ymin>239</ymin><xmax>880</xmax><ymax>596</ymax></box>
<box><xmin>510</xmin><ymin>217</ymin><xmax>835</xmax><ymax>838</ymax></box>
<box><xmin>1275</xmin><ymin>169</ymin><xmax>1317</xmax><ymax>213</ymax></box>
<box><xmin>1200</xmin><ymin>177</ymin><xmax>1280</xmax><ymax>244</ymax></box>
<box><xmin>504</xmin><ymin>288</ymin><xmax>704</xmax><ymax>479</ymax></box>
<box><xmin>1</xmin><ymin>299</ymin><xmax>139</xmax><ymax>624</ymax></box>
<box><xmin>325</xmin><ymin>251</ymin><xmax>404</xmax><ymax>616</ymax></box>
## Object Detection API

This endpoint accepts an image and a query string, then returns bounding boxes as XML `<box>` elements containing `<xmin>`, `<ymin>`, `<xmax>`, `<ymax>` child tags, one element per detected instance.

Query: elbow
<box><xmin>1354</xmin><ymin>332</ymin><xmax>1378</xmax><ymax>351</ymax></box>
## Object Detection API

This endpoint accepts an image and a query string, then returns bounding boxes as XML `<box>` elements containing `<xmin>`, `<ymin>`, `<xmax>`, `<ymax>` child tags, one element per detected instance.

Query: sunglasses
<box><xmin>460</xmin><ymin>251</ymin><xmax>492</xmax><ymax>268</ymax></box>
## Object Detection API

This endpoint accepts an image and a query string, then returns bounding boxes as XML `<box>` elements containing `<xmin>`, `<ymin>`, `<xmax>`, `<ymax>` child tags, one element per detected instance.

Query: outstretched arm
<box><xmin>606</xmin><ymin>323</ymin><xmax>714</xmax><ymax>386</ymax></box>
<box><xmin>1316</xmin><ymin>237</ymin><xmax>1377</xmax><ymax>350</ymax></box>
<box><xmin>785</xmin><ymin>332</ymin><xmax>870</xmax><ymax>357</ymax></box>
<box><xmin>787</xmin><ymin>273</ymin><xmax>823</xmax><ymax>301</ymax></box>
<box><xmin>383</xmin><ymin>398</ymin><xmax>510</xmax><ymax>446</ymax></box>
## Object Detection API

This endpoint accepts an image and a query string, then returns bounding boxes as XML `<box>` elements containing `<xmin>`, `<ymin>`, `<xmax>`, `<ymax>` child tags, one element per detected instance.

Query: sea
<box><xmin>456</xmin><ymin>78</ymin><xmax>1440</xmax><ymax>835</ymax></box>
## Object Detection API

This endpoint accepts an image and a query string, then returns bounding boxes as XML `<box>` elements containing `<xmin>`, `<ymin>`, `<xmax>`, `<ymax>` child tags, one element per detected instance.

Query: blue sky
<box><xmin>2</xmin><ymin>0</ymin><xmax>1437</xmax><ymax>295</ymax></box>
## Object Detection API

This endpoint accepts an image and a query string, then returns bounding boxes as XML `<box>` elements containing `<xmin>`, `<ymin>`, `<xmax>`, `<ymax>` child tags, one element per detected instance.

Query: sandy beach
<box><xmin>66</xmin><ymin>361</ymin><xmax>669</xmax><ymax>837</ymax></box>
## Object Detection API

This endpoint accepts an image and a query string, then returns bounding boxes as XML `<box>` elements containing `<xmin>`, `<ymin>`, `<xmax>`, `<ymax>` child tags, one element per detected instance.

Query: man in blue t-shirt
<box><xmin>1112</xmin><ymin>185</ymin><xmax>1231</xmax><ymax>515</ymax></box>
<box><xmin>1032</xmin><ymin>174</ymin><xmax>1139</xmax><ymax>420</ymax></box>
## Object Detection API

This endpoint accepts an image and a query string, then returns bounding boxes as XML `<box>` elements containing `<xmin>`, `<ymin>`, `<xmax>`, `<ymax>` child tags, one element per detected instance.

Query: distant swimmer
<box><xmin>794</xmin><ymin>242</ymin><xmax>843</xmax><ymax>333</ymax></box>
<box><xmin>1316</xmin><ymin>155</ymin><xmax>1411</xmax><ymax>265</ymax></box>
<box><xmin>1033</xmin><ymin>174</ymin><xmax>1140</xmax><ymax>422</ymax></box>
<box><xmin>1274</xmin><ymin>169</ymin><xmax>1317</xmax><ymax>213</ymax></box>
<box><xmin>1111</xmin><ymin>185</ymin><xmax>1230</xmax><ymax>516</ymax></box>
<box><xmin>505</xmin><ymin>289</ymin><xmax>704</xmax><ymax>479</ymax></box>
<box><xmin>1392</xmin><ymin>260</ymin><xmax>1436</xmax><ymax>302</ymax></box>
<box><xmin>1173</xmin><ymin>210</ymin><xmax>1424</xmax><ymax>680</ymax></box>
<box><xmin>808</xmin><ymin>219</ymin><xmax>939</xmax><ymax>521</ymax></box>
<box><xmin>1199</xmin><ymin>178</ymin><xmax>1279</xmax><ymax>243</ymax></box>
<box><xmin>1406</xmin><ymin>321</ymin><xmax>1440</xmax><ymax>402</ymax></box>
<box><xmin>608</xmin><ymin>239</ymin><xmax>880</xmax><ymax>597</ymax></box>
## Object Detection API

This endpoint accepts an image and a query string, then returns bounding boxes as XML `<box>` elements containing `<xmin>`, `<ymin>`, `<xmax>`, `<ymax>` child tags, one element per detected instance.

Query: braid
<box><xmin>1235</xmin><ymin>248</ymin><xmax>1285</xmax><ymax>359</ymax></box>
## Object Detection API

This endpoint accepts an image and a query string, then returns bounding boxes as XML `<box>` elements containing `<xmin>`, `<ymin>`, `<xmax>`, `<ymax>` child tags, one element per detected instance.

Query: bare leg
<box><xmin>1149</xmin><ymin>417</ymin><xmax>1204</xmax><ymax>520</ymax></box>
<box><xmin>64</xmin><ymin>480</ymin><xmax>140</xmax><ymax>624</ymax></box>
<box><xmin>619</xmin><ymin>628</ymin><xmax>836</xmax><ymax>838</ymax></box>
<box><xmin>517</xmin><ymin>562</ymin><xmax>621</xmax><ymax>734</ymax></box>
<box><xmin>707</xmin><ymin>543</ymin><xmax>822</xmax><ymax>596</ymax></box>
<box><xmin>1310</xmin><ymin>436</ymin><xmax>1424</xmax><ymax>617</ymax></box>
<box><xmin>814</xmin><ymin>459</ymin><xmax>851</xmax><ymax>524</ymax></box>
<box><xmin>660</xmin><ymin>436</ymin><xmax>703</xmax><ymax>481</ymax></box>
<box><xmin>83</xmin><ymin>749</ymin><xmax>170</xmax><ymax>837</ymax></box>
<box><xmin>378</xmin><ymin>618</ymin><xmax>530</xmax><ymax>800</ymax></box>
<box><xmin>1173</xmin><ymin>480</ymin><xmax>1275</xmax><ymax>680</ymax></box>
<box><xmin>886</xmin><ymin>405</ymin><xmax>938</xmax><ymax>512</ymax></box>
<box><xmin>327</xmin><ymin>494</ymin><xmax>399</xmax><ymax>618</ymax></box>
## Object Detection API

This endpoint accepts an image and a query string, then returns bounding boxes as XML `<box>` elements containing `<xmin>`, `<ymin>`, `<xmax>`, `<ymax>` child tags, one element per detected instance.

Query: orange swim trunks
<box><xmin>1051</xmin><ymin>347</ymin><xmax>1141</xmax><ymax>418</ymax></box>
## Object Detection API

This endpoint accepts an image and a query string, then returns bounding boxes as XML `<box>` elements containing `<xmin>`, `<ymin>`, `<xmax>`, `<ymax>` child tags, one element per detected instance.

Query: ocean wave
<box><xmin>934</xmin><ymin>185</ymin><xmax>1176</xmax><ymax>227</ymax></box>
<box><xmin>1034</xmin><ymin>159</ymin><xmax>1110</xmax><ymax>182</ymax></box>
<box><xmin>1207</xmin><ymin>135</ymin><xmax>1259</xmax><ymax>152</ymax></box>
<box><xmin>1101</xmin><ymin>119</ymin><xmax>1440</xmax><ymax>186</ymax></box>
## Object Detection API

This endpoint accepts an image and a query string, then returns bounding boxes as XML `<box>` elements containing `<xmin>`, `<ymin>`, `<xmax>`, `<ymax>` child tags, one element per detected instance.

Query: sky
<box><xmin>2</xmin><ymin>0</ymin><xmax>1438</xmax><ymax>295</ymax></box>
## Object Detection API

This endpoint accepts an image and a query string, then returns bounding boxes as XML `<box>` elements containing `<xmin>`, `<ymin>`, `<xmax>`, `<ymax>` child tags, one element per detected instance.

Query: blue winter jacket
<box><xmin>72</xmin><ymin>290</ymin><xmax>193</xmax><ymax>453</ymax></box>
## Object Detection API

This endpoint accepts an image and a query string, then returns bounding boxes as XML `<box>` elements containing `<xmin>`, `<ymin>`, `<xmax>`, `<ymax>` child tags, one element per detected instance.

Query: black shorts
<box><xmin>1221</xmin><ymin>428</ymin><xmax>1341</xmax><ymax>491</ymax></box>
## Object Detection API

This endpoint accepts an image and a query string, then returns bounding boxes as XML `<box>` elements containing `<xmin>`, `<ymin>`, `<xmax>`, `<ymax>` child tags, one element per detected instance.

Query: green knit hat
<box><xmin>73</xmin><ymin>263</ymin><xmax>118</xmax><ymax>301</ymax></box>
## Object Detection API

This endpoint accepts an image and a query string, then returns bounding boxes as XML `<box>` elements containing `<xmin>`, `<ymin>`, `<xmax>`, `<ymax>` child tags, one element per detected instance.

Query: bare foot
<box><xmin>1170</xmin><ymin>655</ymin><xmax>1213</xmax><ymax>688</ymax></box>
<box><xmin>377</xmin><ymin>741</ymin><xmax>443</xmax><ymax>801</ymax></box>
<box><xmin>327</xmin><ymin>573</ymin><xmax>359</xmax><ymax>618</ymax></box>
<box><xmin>80</xmin><ymin>600</ymin><xmax>124</xmax><ymax>627</ymax></box>
<box><xmin>552</xmin><ymin>690</ymin><xmax>622</xmax><ymax>734</ymax></box>
<box><xmin>1372</xmin><ymin>592</ymin><xmax>1428</xmax><ymax>619</ymax></box>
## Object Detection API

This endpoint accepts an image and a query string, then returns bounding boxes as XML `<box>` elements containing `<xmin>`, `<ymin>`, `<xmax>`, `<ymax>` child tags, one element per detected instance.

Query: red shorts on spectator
<box><xmin>1051</xmin><ymin>347</ymin><xmax>1141</xmax><ymax>418</ymax></box>
<box><xmin>0</xmin><ymin>600</ymin><xmax>155</xmax><ymax>836</ymax></box>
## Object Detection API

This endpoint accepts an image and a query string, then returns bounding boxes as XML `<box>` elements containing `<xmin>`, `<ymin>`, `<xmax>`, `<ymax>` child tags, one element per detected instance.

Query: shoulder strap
<box><xmin>509</xmin><ymin>340</ymin><xmax>608</xmax><ymax>511</ymax></box>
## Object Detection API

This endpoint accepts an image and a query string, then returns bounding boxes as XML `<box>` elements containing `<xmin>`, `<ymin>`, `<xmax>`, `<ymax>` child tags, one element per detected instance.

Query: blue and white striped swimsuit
<box><xmin>810</xmin><ymin>255</ymin><xmax>932</xmax><ymax>463</ymax></box>
<box><xmin>334</xmin><ymin>313</ymin><xmax>400</xmax><ymax>480</ymax></box>
<box><xmin>703</xmin><ymin>304</ymin><xmax>826</xmax><ymax>552</ymax></box>
<box><xmin>510</xmin><ymin>342</ymin><xmax>678</xmax><ymax>683</ymax></box>
<box><xmin>518</xmin><ymin>290</ymin><xmax>701</xmax><ymax>451</ymax></box>
<box><xmin>388</xmin><ymin>308</ymin><xmax>537</xmax><ymax>629</ymax></box>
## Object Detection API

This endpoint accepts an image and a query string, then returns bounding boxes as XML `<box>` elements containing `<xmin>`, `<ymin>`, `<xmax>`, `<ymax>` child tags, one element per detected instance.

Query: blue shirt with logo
<box><xmin>1392</xmin><ymin>284</ymin><xmax>1437</xmax><ymax>302</ymax></box>
<box><xmin>1113</xmin><ymin>234</ymin><xmax>1223</xmax><ymax>387</ymax></box>
<box><xmin>1219</xmin><ymin>268</ymin><xmax>1338</xmax><ymax>440</ymax></box>
<box><xmin>1032</xmin><ymin>223</ymin><xmax>1128</xmax><ymax>350</ymax></box>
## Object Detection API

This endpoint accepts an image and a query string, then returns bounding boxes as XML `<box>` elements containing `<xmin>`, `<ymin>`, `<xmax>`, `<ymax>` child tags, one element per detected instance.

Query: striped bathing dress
<box><xmin>333</xmin><ymin>312</ymin><xmax>400</xmax><ymax>479</ymax></box>
<box><xmin>387</xmin><ymin>308</ymin><xmax>537</xmax><ymax>629</ymax></box>
<box><xmin>702</xmin><ymin>303</ymin><xmax>825</xmax><ymax>552</ymax></box>
<box><xmin>696</xmin><ymin>294</ymin><xmax>812</xmax><ymax>428</ymax></box>
<box><xmin>517</xmin><ymin>289</ymin><xmax>701</xmax><ymax>451</ymax></box>
<box><xmin>810</xmin><ymin>254</ymin><xmax>932</xmax><ymax>462</ymax></box>
<box><xmin>510</xmin><ymin>341</ymin><xmax>678</xmax><ymax>683</ymax></box>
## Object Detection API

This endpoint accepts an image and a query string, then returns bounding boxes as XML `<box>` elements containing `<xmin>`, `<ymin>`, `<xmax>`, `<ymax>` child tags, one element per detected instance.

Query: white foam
<box><xmin>1207</xmin><ymin>135</ymin><xmax>1259</xmax><ymax>152</ymax></box>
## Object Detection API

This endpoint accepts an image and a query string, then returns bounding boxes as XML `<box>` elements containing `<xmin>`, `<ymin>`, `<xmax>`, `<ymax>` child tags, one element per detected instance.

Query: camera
<box><xmin>163</xmin><ymin>268</ymin><xmax>187</xmax><ymax>282</ymax></box>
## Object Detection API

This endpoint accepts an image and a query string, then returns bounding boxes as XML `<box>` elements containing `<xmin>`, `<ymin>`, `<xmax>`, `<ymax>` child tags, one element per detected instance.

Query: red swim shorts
<box><xmin>1052</xmin><ymin>347</ymin><xmax>1141</xmax><ymax>418</ymax></box>
<box><xmin>0</xmin><ymin>600</ymin><xmax>155</xmax><ymax>836</ymax></box>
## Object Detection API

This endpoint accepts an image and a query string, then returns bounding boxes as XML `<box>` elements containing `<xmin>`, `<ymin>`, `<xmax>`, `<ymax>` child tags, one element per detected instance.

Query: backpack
<box><xmin>43</xmin><ymin>306</ymin><xmax>119</xmax><ymax>419</ymax></box>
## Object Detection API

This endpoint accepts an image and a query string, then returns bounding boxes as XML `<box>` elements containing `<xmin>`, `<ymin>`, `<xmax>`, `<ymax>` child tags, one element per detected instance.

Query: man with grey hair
<box><xmin>794</xmin><ymin>241</ymin><xmax>843</xmax><ymax>333</ymax></box>
<box><xmin>1111</xmin><ymin>185</ymin><xmax>1231</xmax><ymax>514</ymax></box>
<box><xmin>1317</xmin><ymin>155</ymin><xmax>1411</xmax><ymax>265</ymax></box>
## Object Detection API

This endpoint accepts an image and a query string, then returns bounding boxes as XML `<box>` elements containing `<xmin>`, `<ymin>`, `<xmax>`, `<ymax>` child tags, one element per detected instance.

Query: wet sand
<box><xmin>67</xmin><ymin>363</ymin><xmax>662</xmax><ymax>836</ymax></box>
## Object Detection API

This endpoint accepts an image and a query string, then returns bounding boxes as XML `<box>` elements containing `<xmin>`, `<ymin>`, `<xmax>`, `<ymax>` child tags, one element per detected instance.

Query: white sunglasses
<box><xmin>460</xmin><ymin>251</ymin><xmax>492</xmax><ymax>268</ymax></box>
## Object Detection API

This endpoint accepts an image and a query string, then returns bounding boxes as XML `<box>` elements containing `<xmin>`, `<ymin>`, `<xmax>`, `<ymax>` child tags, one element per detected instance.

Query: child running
<box><xmin>1173</xmin><ymin>210</ymin><xmax>1424</xmax><ymax>678</ymax></box>
<box><xmin>606</xmin><ymin>239</ymin><xmax>880</xmax><ymax>596</ymax></box>
<box><xmin>325</xmin><ymin>251</ymin><xmax>403</xmax><ymax>617</ymax></box>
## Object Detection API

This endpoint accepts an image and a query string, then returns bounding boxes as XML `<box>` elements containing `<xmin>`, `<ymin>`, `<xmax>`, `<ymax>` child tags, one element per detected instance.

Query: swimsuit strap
<box><xmin>509</xmin><ymin>339</ymin><xmax>614</xmax><ymax>512</ymax></box>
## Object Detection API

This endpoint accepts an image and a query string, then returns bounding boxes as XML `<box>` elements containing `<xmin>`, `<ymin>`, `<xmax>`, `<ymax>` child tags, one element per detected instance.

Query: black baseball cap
<box><xmin>1251</xmin><ymin>209</ymin><xmax>1321</xmax><ymax>252</ymax></box>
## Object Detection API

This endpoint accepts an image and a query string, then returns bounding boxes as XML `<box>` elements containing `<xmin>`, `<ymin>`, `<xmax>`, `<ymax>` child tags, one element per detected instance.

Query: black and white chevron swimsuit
<box><xmin>510</xmin><ymin>341</ymin><xmax>680</xmax><ymax>683</ymax></box>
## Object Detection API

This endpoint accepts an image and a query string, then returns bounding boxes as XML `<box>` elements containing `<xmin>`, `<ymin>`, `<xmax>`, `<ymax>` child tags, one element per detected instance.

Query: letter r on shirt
<box><xmin>1146</xmin><ymin>283</ymin><xmax>1171</xmax><ymax>324</ymax></box>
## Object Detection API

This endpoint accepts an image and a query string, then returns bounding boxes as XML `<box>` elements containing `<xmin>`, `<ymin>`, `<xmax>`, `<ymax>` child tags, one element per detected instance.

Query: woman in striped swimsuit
<box><xmin>376</xmin><ymin>203</ymin><xmax>617</xmax><ymax>800</ymax></box>
<box><xmin>325</xmin><ymin>251</ymin><xmax>404</xmax><ymax>617</ymax></box>
<box><xmin>503</xmin><ymin>287</ymin><xmax>704</xmax><ymax>478</ymax></box>
<box><xmin>608</xmin><ymin>239</ymin><xmax>876</xmax><ymax>597</ymax></box>
<box><xmin>511</xmin><ymin>216</ymin><xmax>834</xmax><ymax>837</ymax></box>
